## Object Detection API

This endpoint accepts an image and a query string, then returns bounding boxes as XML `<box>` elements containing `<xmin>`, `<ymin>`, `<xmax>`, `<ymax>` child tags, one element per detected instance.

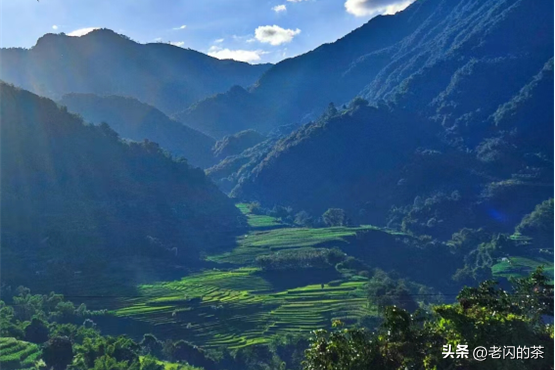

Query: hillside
<box><xmin>176</xmin><ymin>0</ymin><xmax>553</xmax><ymax>138</ymax></box>
<box><xmin>231</xmin><ymin>83</ymin><xmax>553</xmax><ymax>240</ymax></box>
<box><xmin>0</xmin><ymin>29</ymin><xmax>271</xmax><ymax>115</ymax></box>
<box><xmin>0</xmin><ymin>82</ymin><xmax>245</xmax><ymax>296</ymax></box>
<box><xmin>59</xmin><ymin>93</ymin><xmax>216</xmax><ymax>168</ymax></box>
<box><xmin>212</xmin><ymin>129</ymin><xmax>266</xmax><ymax>160</ymax></box>
<box><xmin>230</xmin><ymin>56</ymin><xmax>553</xmax><ymax>237</ymax></box>
<box><xmin>214</xmin><ymin>0</ymin><xmax>553</xmax><ymax>240</ymax></box>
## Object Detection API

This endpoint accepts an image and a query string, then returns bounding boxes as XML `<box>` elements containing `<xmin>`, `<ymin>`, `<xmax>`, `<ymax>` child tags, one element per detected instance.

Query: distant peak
<box><xmin>75</xmin><ymin>28</ymin><xmax>134</xmax><ymax>42</ymax></box>
<box><xmin>33</xmin><ymin>32</ymin><xmax>67</xmax><ymax>49</ymax></box>
<box><xmin>34</xmin><ymin>28</ymin><xmax>133</xmax><ymax>50</ymax></box>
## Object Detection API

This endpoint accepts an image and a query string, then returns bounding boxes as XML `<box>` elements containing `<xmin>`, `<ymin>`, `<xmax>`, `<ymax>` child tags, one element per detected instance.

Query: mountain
<box><xmin>212</xmin><ymin>129</ymin><xmax>266</xmax><ymax>160</ymax></box>
<box><xmin>175</xmin><ymin>0</ymin><xmax>553</xmax><ymax>138</ymax></box>
<box><xmin>59</xmin><ymin>93</ymin><xmax>216</xmax><ymax>168</ymax></box>
<box><xmin>0</xmin><ymin>81</ymin><xmax>245</xmax><ymax>294</ymax></box>
<box><xmin>0</xmin><ymin>29</ymin><xmax>271</xmax><ymax>116</ymax></box>
<box><xmin>225</xmin><ymin>0</ymin><xmax>553</xmax><ymax>239</ymax></box>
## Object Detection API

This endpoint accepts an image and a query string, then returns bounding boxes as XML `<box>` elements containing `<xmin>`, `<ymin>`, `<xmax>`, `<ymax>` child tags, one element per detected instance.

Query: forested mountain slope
<box><xmin>0</xmin><ymin>29</ymin><xmax>271</xmax><ymax>115</ymax></box>
<box><xmin>59</xmin><ymin>93</ymin><xmax>216</xmax><ymax>168</ymax></box>
<box><xmin>212</xmin><ymin>130</ymin><xmax>266</xmax><ymax>160</ymax></box>
<box><xmin>0</xmin><ymin>82</ymin><xmax>244</xmax><ymax>294</ymax></box>
<box><xmin>176</xmin><ymin>0</ymin><xmax>553</xmax><ymax>138</ymax></box>
<box><xmin>204</xmin><ymin>0</ymin><xmax>554</xmax><ymax>240</ymax></box>
<box><xmin>231</xmin><ymin>58</ymin><xmax>553</xmax><ymax>239</ymax></box>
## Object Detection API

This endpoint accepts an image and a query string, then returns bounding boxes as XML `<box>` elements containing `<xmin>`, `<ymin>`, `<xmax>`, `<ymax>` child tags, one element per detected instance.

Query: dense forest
<box><xmin>0</xmin><ymin>0</ymin><xmax>553</xmax><ymax>369</ymax></box>
<box><xmin>0</xmin><ymin>82</ymin><xmax>245</xmax><ymax>296</ymax></box>
<box><xmin>59</xmin><ymin>94</ymin><xmax>217</xmax><ymax>168</ymax></box>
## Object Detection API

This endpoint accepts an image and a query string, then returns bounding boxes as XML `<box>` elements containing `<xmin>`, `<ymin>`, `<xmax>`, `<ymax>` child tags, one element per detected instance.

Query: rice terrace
<box><xmin>111</xmin><ymin>204</ymin><xmax>381</xmax><ymax>349</ymax></box>
<box><xmin>97</xmin><ymin>203</ymin><xmax>551</xmax><ymax>350</ymax></box>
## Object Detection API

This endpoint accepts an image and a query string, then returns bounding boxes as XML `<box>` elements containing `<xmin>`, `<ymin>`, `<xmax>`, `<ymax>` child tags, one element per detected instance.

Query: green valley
<box><xmin>112</xmin><ymin>205</ymin><xmax>379</xmax><ymax>349</ymax></box>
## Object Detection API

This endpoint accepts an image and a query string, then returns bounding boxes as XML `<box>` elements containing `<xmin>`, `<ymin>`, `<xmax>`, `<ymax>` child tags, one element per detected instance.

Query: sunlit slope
<box><xmin>0</xmin><ymin>338</ymin><xmax>41</xmax><ymax>370</ymax></box>
<box><xmin>113</xmin><ymin>205</ymin><xmax>381</xmax><ymax>349</ymax></box>
<box><xmin>492</xmin><ymin>256</ymin><xmax>554</xmax><ymax>282</ymax></box>
<box><xmin>0</xmin><ymin>82</ymin><xmax>244</xmax><ymax>295</ymax></box>
<box><xmin>114</xmin><ymin>268</ymin><xmax>373</xmax><ymax>349</ymax></box>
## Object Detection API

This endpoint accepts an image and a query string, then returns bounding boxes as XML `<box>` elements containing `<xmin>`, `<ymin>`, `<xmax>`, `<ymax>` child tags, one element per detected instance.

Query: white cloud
<box><xmin>345</xmin><ymin>0</ymin><xmax>414</xmax><ymax>17</ymax></box>
<box><xmin>272</xmin><ymin>4</ymin><xmax>287</xmax><ymax>12</ymax></box>
<box><xmin>173</xmin><ymin>25</ymin><xmax>187</xmax><ymax>30</ymax></box>
<box><xmin>208</xmin><ymin>46</ymin><xmax>268</xmax><ymax>63</ymax></box>
<box><xmin>67</xmin><ymin>27</ymin><xmax>100</xmax><ymax>37</ymax></box>
<box><xmin>154</xmin><ymin>37</ymin><xmax>162</xmax><ymax>41</ymax></box>
<box><xmin>254</xmin><ymin>25</ymin><xmax>301</xmax><ymax>46</ymax></box>
<box><xmin>286</xmin><ymin>0</ymin><xmax>308</xmax><ymax>2</ymax></box>
<box><xmin>52</xmin><ymin>25</ymin><xmax>58</xmax><ymax>30</ymax></box>
<box><xmin>214</xmin><ymin>38</ymin><xmax>225</xmax><ymax>43</ymax></box>
<box><xmin>170</xmin><ymin>41</ymin><xmax>185</xmax><ymax>47</ymax></box>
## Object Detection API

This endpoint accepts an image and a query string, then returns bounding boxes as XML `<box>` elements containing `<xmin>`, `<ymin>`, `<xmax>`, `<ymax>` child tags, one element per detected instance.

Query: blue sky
<box><xmin>0</xmin><ymin>0</ymin><xmax>414</xmax><ymax>64</ymax></box>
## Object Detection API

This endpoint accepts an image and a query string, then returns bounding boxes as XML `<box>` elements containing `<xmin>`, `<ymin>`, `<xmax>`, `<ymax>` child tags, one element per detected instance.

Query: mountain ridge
<box><xmin>0</xmin><ymin>81</ymin><xmax>244</xmax><ymax>294</ymax></box>
<box><xmin>59</xmin><ymin>93</ymin><xmax>217</xmax><ymax>168</ymax></box>
<box><xmin>0</xmin><ymin>28</ymin><xmax>271</xmax><ymax>116</ymax></box>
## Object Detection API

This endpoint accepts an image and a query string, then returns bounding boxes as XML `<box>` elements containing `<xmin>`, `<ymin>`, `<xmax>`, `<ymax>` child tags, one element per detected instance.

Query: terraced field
<box><xmin>0</xmin><ymin>337</ymin><xmax>41</xmax><ymax>370</ymax></box>
<box><xmin>208</xmin><ymin>225</ymin><xmax>384</xmax><ymax>265</ymax></box>
<box><xmin>113</xmin><ymin>205</ymin><xmax>380</xmax><ymax>349</ymax></box>
<box><xmin>140</xmin><ymin>356</ymin><xmax>200</xmax><ymax>370</ymax></box>
<box><xmin>114</xmin><ymin>268</ymin><xmax>374</xmax><ymax>349</ymax></box>
<box><xmin>492</xmin><ymin>256</ymin><xmax>554</xmax><ymax>282</ymax></box>
<box><xmin>235</xmin><ymin>203</ymin><xmax>285</xmax><ymax>230</ymax></box>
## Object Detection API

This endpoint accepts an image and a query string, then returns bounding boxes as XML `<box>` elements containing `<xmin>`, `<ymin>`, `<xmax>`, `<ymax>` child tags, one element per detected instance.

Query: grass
<box><xmin>208</xmin><ymin>225</ymin><xmax>382</xmax><ymax>265</ymax></box>
<box><xmin>0</xmin><ymin>337</ymin><xmax>41</xmax><ymax>370</ymax></box>
<box><xmin>139</xmin><ymin>356</ymin><xmax>201</xmax><ymax>370</ymax></box>
<box><xmin>236</xmin><ymin>203</ymin><xmax>285</xmax><ymax>230</ymax></box>
<box><xmin>492</xmin><ymin>256</ymin><xmax>554</xmax><ymax>282</ymax></box>
<box><xmin>114</xmin><ymin>268</ymin><xmax>375</xmax><ymax>349</ymax></box>
<box><xmin>111</xmin><ymin>204</ymin><xmax>388</xmax><ymax>350</ymax></box>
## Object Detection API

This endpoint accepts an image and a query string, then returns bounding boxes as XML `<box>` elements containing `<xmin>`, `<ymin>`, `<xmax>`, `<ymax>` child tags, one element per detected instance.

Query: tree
<box><xmin>140</xmin><ymin>356</ymin><xmax>164</xmax><ymax>370</ymax></box>
<box><xmin>322</xmin><ymin>208</ymin><xmax>348</xmax><ymax>227</ymax></box>
<box><xmin>320</xmin><ymin>103</ymin><xmax>338</xmax><ymax>121</ymax></box>
<box><xmin>24</xmin><ymin>316</ymin><xmax>49</xmax><ymax>343</ymax></box>
<box><xmin>140</xmin><ymin>334</ymin><xmax>163</xmax><ymax>358</ymax></box>
<box><xmin>516</xmin><ymin>198</ymin><xmax>554</xmax><ymax>248</ymax></box>
<box><xmin>91</xmin><ymin>355</ymin><xmax>139</xmax><ymax>370</ymax></box>
<box><xmin>348</xmin><ymin>97</ymin><xmax>369</xmax><ymax>110</ymax></box>
<box><xmin>303</xmin><ymin>269</ymin><xmax>554</xmax><ymax>370</ymax></box>
<box><xmin>43</xmin><ymin>336</ymin><xmax>74</xmax><ymax>370</ymax></box>
<box><xmin>294</xmin><ymin>211</ymin><xmax>313</xmax><ymax>227</ymax></box>
<box><xmin>367</xmin><ymin>271</ymin><xmax>418</xmax><ymax>313</ymax></box>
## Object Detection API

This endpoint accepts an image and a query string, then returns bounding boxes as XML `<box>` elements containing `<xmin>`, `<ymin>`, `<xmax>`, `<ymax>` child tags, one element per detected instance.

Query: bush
<box><xmin>322</xmin><ymin>208</ymin><xmax>349</xmax><ymax>227</ymax></box>
<box><xmin>140</xmin><ymin>356</ymin><xmax>164</xmax><ymax>370</ymax></box>
<box><xmin>515</xmin><ymin>198</ymin><xmax>554</xmax><ymax>248</ymax></box>
<box><xmin>336</xmin><ymin>257</ymin><xmax>368</xmax><ymax>272</ymax></box>
<box><xmin>294</xmin><ymin>211</ymin><xmax>313</xmax><ymax>227</ymax></box>
<box><xmin>24</xmin><ymin>317</ymin><xmax>49</xmax><ymax>344</ymax></box>
<box><xmin>43</xmin><ymin>336</ymin><xmax>74</xmax><ymax>370</ymax></box>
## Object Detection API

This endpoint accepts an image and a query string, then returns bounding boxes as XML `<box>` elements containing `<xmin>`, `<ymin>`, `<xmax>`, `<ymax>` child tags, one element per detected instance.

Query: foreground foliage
<box><xmin>303</xmin><ymin>268</ymin><xmax>554</xmax><ymax>370</ymax></box>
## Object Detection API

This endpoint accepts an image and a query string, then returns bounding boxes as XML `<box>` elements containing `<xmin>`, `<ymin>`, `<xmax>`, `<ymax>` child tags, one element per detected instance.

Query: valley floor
<box><xmin>93</xmin><ymin>205</ymin><xmax>552</xmax><ymax>350</ymax></box>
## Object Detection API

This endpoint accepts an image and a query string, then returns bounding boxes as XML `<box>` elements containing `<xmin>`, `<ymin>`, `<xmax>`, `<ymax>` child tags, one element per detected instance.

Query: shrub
<box><xmin>322</xmin><ymin>208</ymin><xmax>349</xmax><ymax>227</ymax></box>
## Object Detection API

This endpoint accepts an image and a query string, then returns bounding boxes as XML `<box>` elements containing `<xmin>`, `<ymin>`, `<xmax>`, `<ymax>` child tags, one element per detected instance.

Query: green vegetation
<box><xmin>212</xmin><ymin>130</ymin><xmax>266</xmax><ymax>160</ymax></box>
<box><xmin>114</xmin><ymin>267</ymin><xmax>374</xmax><ymax>349</ymax></box>
<box><xmin>235</xmin><ymin>203</ymin><xmax>284</xmax><ymax>230</ymax></box>
<box><xmin>208</xmin><ymin>210</ymin><xmax>382</xmax><ymax>265</ymax></box>
<box><xmin>59</xmin><ymin>93</ymin><xmax>217</xmax><ymax>168</ymax></box>
<box><xmin>303</xmin><ymin>268</ymin><xmax>554</xmax><ymax>370</ymax></box>
<box><xmin>0</xmin><ymin>337</ymin><xmax>41</xmax><ymax>370</ymax></box>
<box><xmin>139</xmin><ymin>357</ymin><xmax>200</xmax><ymax>370</ymax></box>
<box><xmin>492</xmin><ymin>256</ymin><xmax>554</xmax><ymax>282</ymax></box>
<box><xmin>0</xmin><ymin>82</ymin><xmax>244</xmax><ymax>296</ymax></box>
